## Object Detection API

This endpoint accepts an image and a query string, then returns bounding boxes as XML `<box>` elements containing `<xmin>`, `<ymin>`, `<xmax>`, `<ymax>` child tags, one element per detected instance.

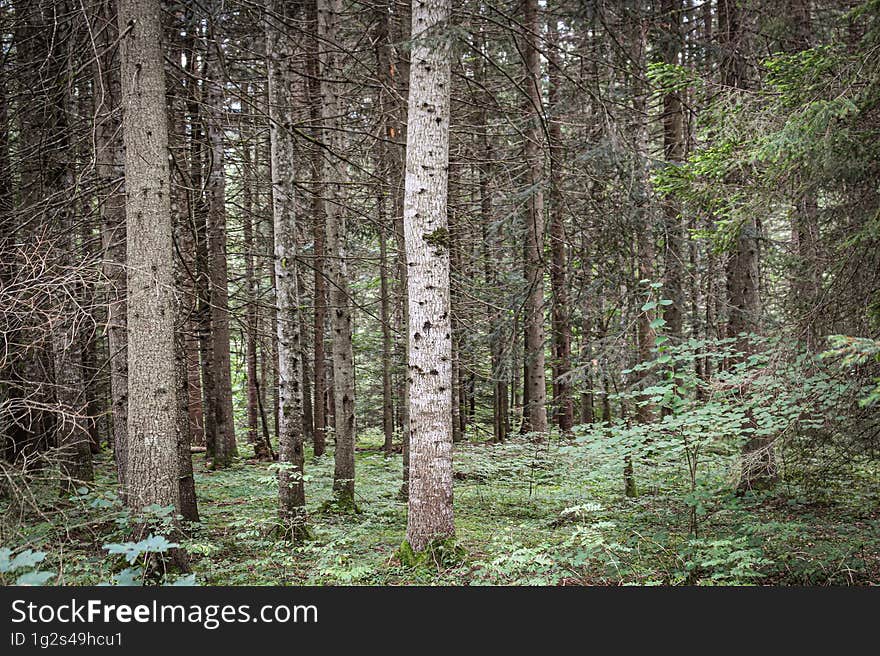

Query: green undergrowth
<box><xmin>397</xmin><ymin>538</ymin><xmax>466</xmax><ymax>570</ymax></box>
<box><xmin>2</xmin><ymin>426</ymin><xmax>879</xmax><ymax>585</ymax></box>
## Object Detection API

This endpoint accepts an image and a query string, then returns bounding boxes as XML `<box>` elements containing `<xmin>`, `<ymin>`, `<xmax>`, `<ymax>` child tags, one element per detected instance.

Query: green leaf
<box><xmin>16</xmin><ymin>571</ymin><xmax>55</xmax><ymax>586</ymax></box>
<box><xmin>5</xmin><ymin>550</ymin><xmax>46</xmax><ymax>573</ymax></box>
<box><xmin>114</xmin><ymin>567</ymin><xmax>144</xmax><ymax>586</ymax></box>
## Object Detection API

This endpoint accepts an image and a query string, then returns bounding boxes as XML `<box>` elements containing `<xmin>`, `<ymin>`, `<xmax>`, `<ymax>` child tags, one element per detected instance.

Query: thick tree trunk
<box><xmin>403</xmin><ymin>0</ymin><xmax>454</xmax><ymax>553</ymax></box>
<box><xmin>118</xmin><ymin>0</ymin><xmax>181</xmax><ymax>512</ymax></box>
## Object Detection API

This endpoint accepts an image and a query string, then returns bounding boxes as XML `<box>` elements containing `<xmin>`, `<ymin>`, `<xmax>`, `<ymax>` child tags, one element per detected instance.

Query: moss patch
<box><xmin>396</xmin><ymin>536</ymin><xmax>466</xmax><ymax>569</ymax></box>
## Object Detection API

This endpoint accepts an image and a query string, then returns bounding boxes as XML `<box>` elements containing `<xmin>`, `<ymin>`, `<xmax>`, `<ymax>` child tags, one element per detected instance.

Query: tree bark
<box><xmin>266</xmin><ymin>0</ymin><xmax>307</xmax><ymax>535</ymax></box>
<box><xmin>168</xmin><ymin>23</ymin><xmax>200</xmax><ymax>523</ymax></box>
<box><xmin>242</xmin><ymin>124</ymin><xmax>267</xmax><ymax>459</ymax></box>
<box><xmin>717</xmin><ymin>0</ymin><xmax>776</xmax><ymax>490</ymax></box>
<box><xmin>632</xmin><ymin>12</ymin><xmax>656</xmax><ymax>425</ymax></box>
<box><xmin>661</xmin><ymin>0</ymin><xmax>685</xmax><ymax>339</ymax></box>
<box><xmin>522</xmin><ymin>0</ymin><xmax>549</xmax><ymax>435</ymax></box>
<box><xmin>317</xmin><ymin>0</ymin><xmax>357</xmax><ymax>507</ymax></box>
<box><xmin>403</xmin><ymin>0</ymin><xmax>455</xmax><ymax>552</ymax></box>
<box><xmin>375</xmin><ymin>2</ymin><xmax>396</xmax><ymax>456</ymax></box>
<box><xmin>205</xmin><ymin>9</ymin><xmax>237</xmax><ymax>467</ymax></box>
<box><xmin>547</xmin><ymin>16</ymin><xmax>573</xmax><ymax>433</ymax></box>
<box><xmin>118</xmin><ymin>0</ymin><xmax>181</xmax><ymax>512</ymax></box>
<box><xmin>93</xmin><ymin>0</ymin><xmax>128</xmax><ymax>487</ymax></box>
<box><xmin>307</xmin><ymin>1</ymin><xmax>327</xmax><ymax>457</ymax></box>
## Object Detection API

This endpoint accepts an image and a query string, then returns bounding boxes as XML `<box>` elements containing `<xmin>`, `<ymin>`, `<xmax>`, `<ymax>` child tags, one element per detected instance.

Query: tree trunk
<box><xmin>93</xmin><ymin>0</ymin><xmax>128</xmax><ymax>487</ymax></box>
<box><xmin>632</xmin><ymin>12</ymin><xmax>656</xmax><ymax>425</ymax></box>
<box><xmin>306</xmin><ymin>14</ymin><xmax>327</xmax><ymax>458</ymax></box>
<box><xmin>317</xmin><ymin>0</ymin><xmax>357</xmax><ymax>508</ymax></box>
<box><xmin>391</xmin><ymin>0</ymin><xmax>412</xmax><ymax>496</ymax></box>
<box><xmin>53</xmin><ymin>163</ymin><xmax>95</xmax><ymax>491</ymax></box>
<box><xmin>266</xmin><ymin>0</ymin><xmax>307</xmax><ymax>536</ymax></box>
<box><xmin>403</xmin><ymin>0</ymin><xmax>455</xmax><ymax>553</ymax></box>
<box><xmin>718</xmin><ymin>0</ymin><xmax>777</xmax><ymax>490</ymax></box>
<box><xmin>547</xmin><ymin>17</ymin><xmax>573</xmax><ymax>434</ymax></box>
<box><xmin>661</xmin><ymin>0</ymin><xmax>685</xmax><ymax>339</ymax></box>
<box><xmin>242</xmin><ymin>125</ymin><xmax>267</xmax><ymax>459</ymax></box>
<box><xmin>380</xmin><ymin>225</ymin><xmax>395</xmax><ymax>454</ymax></box>
<box><xmin>205</xmin><ymin>11</ymin><xmax>237</xmax><ymax>467</ymax></box>
<box><xmin>168</xmin><ymin>24</ymin><xmax>200</xmax><ymax>524</ymax></box>
<box><xmin>375</xmin><ymin>4</ymin><xmax>396</xmax><ymax>456</ymax></box>
<box><xmin>522</xmin><ymin>0</ymin><xmax>548</xmax><ymax>435</ymax></box>
<box><xmin>449</xmin><ymin>160</ymin><xmax>463</xmax><ymax>444</ymax></box>
<box><xmin>787</xmin><ymin>0</ymin><xmax>821</xmax><ymax>347</ymax></box>
<box><xmin>118</xmin><ymin>0</ymin><xmax>181</xmax><ymax>513</ymax></box>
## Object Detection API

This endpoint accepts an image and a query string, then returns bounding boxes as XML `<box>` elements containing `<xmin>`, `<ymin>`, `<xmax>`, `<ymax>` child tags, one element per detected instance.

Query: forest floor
<box><xmin>5</xmin><ymin>427</ymin><xmax>880</xmax><ymax>585</ymax></box>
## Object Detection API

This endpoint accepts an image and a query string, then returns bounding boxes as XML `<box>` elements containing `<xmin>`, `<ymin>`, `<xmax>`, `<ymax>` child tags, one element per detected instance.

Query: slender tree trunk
<box><xmin>186</xmin><ymin>15</ymin><xmax>215</xmax><ymax>459</ymax></box>
<box><xmin>307</xmin><ymin>3</ymin><xmax>327</xmax><ymax>457</ymax></box>
<box><xmin>168</xmin><ymin>22</ymin><xmax>200</xmax><ymax>523</ymax></box>
<box><xmin>547</xmin><ymin>17</ymin><xmax>573</xmax><ymax>434</ymax></box>
<box><xmin>311</xmin><ymin>185</ymin><xmax>327</xmax><ymax>456</ymax></box>
<box><xmin>474</xmin><ymin>43</ymin><xmax>508</xmax><ymax>442</ymax></box>
<box><xmin>449</xmin><ymin>160</ymin><xmax>463</xmax><ymax>444</ymax></box>
<box><xmin>205</xmin><ymin>11</ymin><xmax>237</xmax><ymax>467</ymax></box>
<box><xmin>53</xmin><ymin>162</ymin><xmax>95</xmax><ymax>491</ymax></box>
<box><xmin>78</xmin><ymin>219</ymin><xmax>101</xmax><ymax>455</ymax></box>
<box><xmin>242</xmin><ymin>125</ymin><xmax>267</xmax><ymax>459</ymax></box>
<box><xmin>49</xmin><ymin>7</ymin><xmax>94</xmax><ymax>491</ymax></box>
<box><xmin>0</xmin><ymin>59</ymin><xmax>12</xmax><ymax>463</ymax></box>
<box><xmin>379</xmin><ymin>225</ymin><xmax>395</xmax><ymax>454</ymax></box>
<box><xmin>317</xmin><ymin>0</ymin><xmax>357</xmax><ymax>507</ymax></box>
<box><xmin>717</xmin><ymin>0</ymin><xmax>776</xmax><ymax>490</ymax></box>
<box><xmin>787</xmin><ymin>0</ymin><xmax>821</xmax><ymax>347</ymax></box>
<box><xmin>661</xmin><ymin>0</ymin><xmax>685</xmax><ymax>339</ymax></box>
<box><xmin>375</xmin><ymin>4</ymin><xmax>395</xmax><ymax>456</ymax></box>
<box><xmin>7</xmin><ymin>0</ymin><xmax>56</xmax><ymax>469</ymax></box>
<box><xmin>403</xmin><ymin>0</ymin><xmax>454</xmax><ymax>553</ymax></box>
<box><xmin>392</xmin><ymin>0</ymin><xmax>412</xmax><ymax>496</ymax></box>
<box><xmin>522</xmin><ymin>0</ymin><xmax>548</xmax><ymax>435</ymax></box>
<box><xmin>632</xmin><ymin>14</ymin><xmax>656</xmax><ymax>426</ymax></box>
<box><xmin>94</xmin><ymin>0</ymin><xmax>128</xmax><ymax>486</ymax></box>
<box><xmin>266</xmin><ymin>0</ymin><xmax>307</xmax><ymax>536</ymax></box>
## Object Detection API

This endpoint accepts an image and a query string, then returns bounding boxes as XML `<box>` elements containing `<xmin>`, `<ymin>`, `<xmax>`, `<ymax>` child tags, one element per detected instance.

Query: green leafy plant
<box><xmin>102</xmin><ymin>534</ymin><xmax>195</xmax><ymax>586</ymax></box>
<box><xmin>0</xmin><ymin>548</ymin><xmax>55</xmax><ymax>586</ymax></box>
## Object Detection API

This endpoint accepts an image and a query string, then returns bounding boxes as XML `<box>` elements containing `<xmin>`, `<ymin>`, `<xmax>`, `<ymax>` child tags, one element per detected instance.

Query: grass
<box><xmin>3</xmin><ymin>425</ymin><xmax>880</xmax><ymax>585</ymax></box>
